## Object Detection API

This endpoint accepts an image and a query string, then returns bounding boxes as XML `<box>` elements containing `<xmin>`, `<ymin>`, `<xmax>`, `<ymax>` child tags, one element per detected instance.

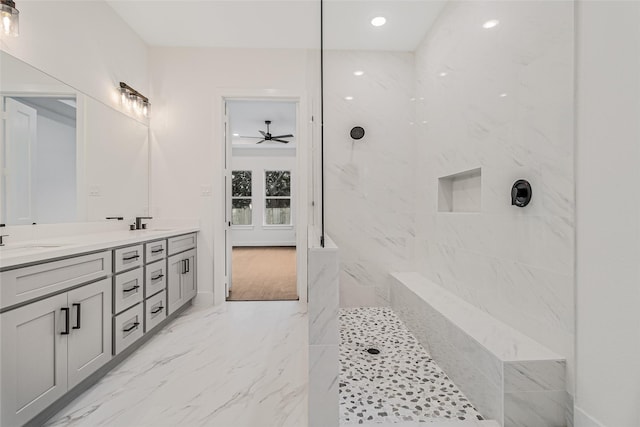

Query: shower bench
<box><xmin>389</xmin><ymin>272</ymin><xmax>569</xmax><ymax>427</ymax></box>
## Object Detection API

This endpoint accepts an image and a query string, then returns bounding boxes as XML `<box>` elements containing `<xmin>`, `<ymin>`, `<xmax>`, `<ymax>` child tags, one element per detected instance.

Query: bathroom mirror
<box><xmin>0</xmin><ymin>51</ymin><xmax>149</xmax><ymax>225</ymax></box>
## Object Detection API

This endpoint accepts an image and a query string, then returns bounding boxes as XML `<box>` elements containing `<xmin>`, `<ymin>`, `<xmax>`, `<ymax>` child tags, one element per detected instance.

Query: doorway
<box><xmin>225</xmin><ymin>99</ymin><xmax>299</xmax><ymax>301</ymax></box>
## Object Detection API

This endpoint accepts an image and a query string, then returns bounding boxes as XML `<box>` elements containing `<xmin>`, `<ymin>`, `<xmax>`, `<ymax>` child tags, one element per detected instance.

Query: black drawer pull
<box><xmin>151</xmin><ymin>248</ymin><xmax>164</xmax><ymax>254</ymax></box>
<box><xmin>61</xmin><ymin>307</ymin><xmax>70</xmax><ymax>335</ymax></box>
<box><xmin>123</xmin><ymin>322</ymin><xmax>140</xmax><ymax>332</ymax></box>
<box><xmin>122</xmin><ymin>254</ymin><xmax>140</xmax><ymax>261</ymax></box>
<box><xmin>151</xmin><ymin>274</ymin><xmax>164</xmax><ymax>281</ymax></box>
<box><xmin>151</xmin><ymin>306</ymin><xmax>164</xmax><ymax>314</ymax></box>
<box><xmin>123</xmin><ymin>285</ymin><xmax>140</xmax><ymax>293</ymax></box>
<box><xmin>72</xmin><ymin>303</ymin><xmax>81</xmax><ymax>329</ymax></box>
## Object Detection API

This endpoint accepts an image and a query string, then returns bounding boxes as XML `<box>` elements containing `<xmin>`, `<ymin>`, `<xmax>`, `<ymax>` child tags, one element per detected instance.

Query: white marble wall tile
<box><xmin>504</xmin><ymin>360</ymin><xmax>566</xmax><ymax>392</ymax></box>
<box><xmin>308</xmin><ymin>246</ymin><xmax>339</xmax><ymax>346</ymax></box>
<box><xmin>309</xmin><ymin>345</ymin><xmax>339</xmax><ymax>427</ymax></box>
<box><xmin>324</xmin><ymin>50</ymin><xmax>416</xmax><ymax>307</ymax></box>
<box><xmin>412</xmin><ymin>0</ymin><xmax>575</xmax><ymax>400</ymax></box>
<box><xmin>504</xmin><ymin>391</ymin><xmax>567</xmax><ymax>427</ymax></box>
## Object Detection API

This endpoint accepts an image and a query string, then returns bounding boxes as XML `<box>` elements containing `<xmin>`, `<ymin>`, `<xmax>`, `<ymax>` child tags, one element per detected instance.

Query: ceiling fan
<box><xmin>240</xmin><ymin>120</ymin><xmax>293</xmax><ymax>144</ymax></box>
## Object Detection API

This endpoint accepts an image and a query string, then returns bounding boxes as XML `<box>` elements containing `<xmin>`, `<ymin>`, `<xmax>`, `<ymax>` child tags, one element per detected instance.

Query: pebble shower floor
<box><xmin>339</xmin><ymin>307</ymin><xmax>484</xmax><ymax>424</ymax></box>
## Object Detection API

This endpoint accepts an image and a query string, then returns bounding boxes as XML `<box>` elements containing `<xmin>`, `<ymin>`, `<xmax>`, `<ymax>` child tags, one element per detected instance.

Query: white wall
<box><xmin>412</xmin><ymin>0</ymin><xmax>575</xmax><ymax>395</ymax></box>
<box><xmin>149</xmin><ymin>47</ymin><xmax>314</xmax><ymax>305</ymax></box>
<box><xmin>232</xmin><ymin>148</ymin><xmax>296</xmax><ymax>246</ymax></box>
<box><xmin>0</xmin><ymin>1</ymin><xmax>148</xmax><ymax>113</ymax></box>
<box><xmin>324</xmin><ymin>50</ymin><xmax>416</xmax><ymax>307</ymax></box>
<box><xmin>575</xmin><ymin>1</ymin><xmax>640</xmax><ymax>426</ymax></box>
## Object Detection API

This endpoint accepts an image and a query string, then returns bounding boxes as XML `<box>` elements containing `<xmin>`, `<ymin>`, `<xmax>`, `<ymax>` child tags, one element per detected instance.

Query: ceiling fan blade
<box><xmin>271</xmin><ymin>134</ymin><xmax>294</xmax><ymax>139</ymax></box>
<box><xmin>272</xmin><ymin>139</ymin><xmax>290</xmax><ymax>143</ymax></box>
<box><xmin>259</xmin><ymin>130</ymin><xmax>267</xmax><ymax>137</ymax></box>
<box><xmin>255</xmin><ymin>139</ymin><xmax>266</xmax><ymax>144</ymax></box>
<box><xmin>239</xmin><ymin>136</ymin><xmax>264</xmax><ymax>139</ymax></box>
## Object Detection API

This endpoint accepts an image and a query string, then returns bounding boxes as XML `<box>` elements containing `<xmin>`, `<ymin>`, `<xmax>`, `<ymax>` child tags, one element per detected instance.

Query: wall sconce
<box><xmin>1</xmin><ymin>0</ymin><xmax>19</xmax><ymax>37</ymax></box>
<box><xmin>119</xmin><ymin>82</ymin><xmax>150</xmax><ymax>118</ymax></box>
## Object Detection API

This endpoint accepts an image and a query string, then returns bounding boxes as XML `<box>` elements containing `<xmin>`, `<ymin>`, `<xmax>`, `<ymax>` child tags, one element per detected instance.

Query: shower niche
<box><xmin>437</xmin><ymin>167</ymin><xmax>482</xmax><ymax>213</ymax></box>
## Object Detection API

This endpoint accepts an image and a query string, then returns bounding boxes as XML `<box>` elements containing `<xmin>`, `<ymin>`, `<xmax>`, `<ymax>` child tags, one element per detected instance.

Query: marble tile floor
<box><xmin>45</xmin><ymin>301</ymin><xmax>308</xmax><ymax>427</ymax></box>
<box><xmin>339</xmin><ymin>308</ymin><xmax>485</xmax><ymax>425</ymax></box>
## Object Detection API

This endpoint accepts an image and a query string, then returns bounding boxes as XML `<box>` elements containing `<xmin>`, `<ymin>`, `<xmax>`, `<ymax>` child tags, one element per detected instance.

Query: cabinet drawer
<box><xmin>113</xmin><ymin>244</ymin><xmax>144</xmax><ymax>273</ymax></box>
<box><xmin>113</xmin><ymin>303</ymin><xmax>143</xmax><ymax>355</ymax></box>
<box><xmin>145</xmin><ymin>260</ymin><xmax>166</xmax><ymax>298</ymax></box>
<box><xmin>113</xmin><ymin>268</ymin><xmax>143</xmax><ymax>314</ymax></box>
<box><xmin>168</xmin><ymin>233</ymin><xmax>196</xmax><ymax>256</ymax></box>
<box><xmin>0</xmin><ymin>251</ymin><xmax>111</xmax><ymax>309</ymax></box>
<box><xmin>144</xmin><ymin>290</ymin><xmax>166</xmax><ymax>332</ymax></box>
<box><xmin>145</xmin><ymin>240</ymin><xmax>166</xmax><ymax>263</ymax></box>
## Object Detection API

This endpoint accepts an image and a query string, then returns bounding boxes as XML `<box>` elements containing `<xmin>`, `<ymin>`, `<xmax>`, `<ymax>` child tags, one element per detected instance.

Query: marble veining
<box><xmin>45</xmin><ymin>301</ymin><xmax>308</xmax><ymax>427</ymax></box>
<box><xmin>339</xmin><ymin>307</ymin><xmax>484</xmax><ymax>425</ymax></box>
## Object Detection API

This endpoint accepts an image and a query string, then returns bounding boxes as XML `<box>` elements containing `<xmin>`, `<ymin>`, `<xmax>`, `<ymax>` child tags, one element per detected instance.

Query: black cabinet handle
<box><xmin>123</xmin><ymin>285</ymin><xmax>140</xmax><ymax>293</ymax></box>
<box><xmin>122</xmin><ymin>254</ymin><xmax>140</xmax><ymax>261</ymax></box>
<box><xmin>186</xmin><ymin>258</ymin><xmax>190</xmax><ymax>273</ymax></box>
<box><xmin>72</xmin><ymin>303</ymin><xmax>81</xmax><ymax>329</ymax></box>
<box><xmin>151</xmin><ymin>306</ymin><xmax>164</xmax><ymax>314</ymax></box>
<box><xmin>61</xmin><ymin>307</ymin><xmax>70</xmax><ymax>335</ymax></box>
<box><xmin>151</xmin><ymin>248</ymin><xmax>164</xmax><ymax>254</ymax></box>
<box><xmin>151</xmin><ymin>274</ymin><xmax>164</xmax><ymax>281</ymax></box>
<box><xmin>123</xmin><ymin>322</ymin><xmax>140</xmax><ymax>333</ymax></box>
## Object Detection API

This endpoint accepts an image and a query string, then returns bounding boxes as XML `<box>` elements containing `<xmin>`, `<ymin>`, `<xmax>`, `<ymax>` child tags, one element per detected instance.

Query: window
<box><xmin>232</xmin><ymin>170</ymin><xmax>252</xmax><ymax>225</ymax></box>
<box><xmin>265</xmin><ymin>170</ymin><xmax>291</xmax><ymax>225</ymax></box>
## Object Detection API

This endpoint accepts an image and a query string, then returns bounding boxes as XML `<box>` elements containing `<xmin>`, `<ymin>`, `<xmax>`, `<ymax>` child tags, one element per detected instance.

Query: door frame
<box><xmin>213</xmin><ymin>88</ymin><xmax>309</xmax><ymax>304</ymax></box>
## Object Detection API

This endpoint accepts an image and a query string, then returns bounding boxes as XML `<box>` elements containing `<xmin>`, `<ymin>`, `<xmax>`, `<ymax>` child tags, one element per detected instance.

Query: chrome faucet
<box><xmin>135</xmin><ymin>217</ymin><xmax>152</xmax><ymax>230</ymax></box>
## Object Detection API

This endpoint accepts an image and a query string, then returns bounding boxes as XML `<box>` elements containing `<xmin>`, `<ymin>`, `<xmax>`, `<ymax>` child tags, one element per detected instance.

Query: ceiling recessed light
<box><xmin>439</xmin><ymin>72</ymin><xmax>448</xmax><ymax>77</ymax></box>
<box><xmin>410</xmin><ymin>97</ymin><xmax>416</xmax><ymax>102</ymax></box>
<box><xmin>371</xmin><ymin>16</ymin><xmax>386</xmax><ymax>27</ymax></box>
<box><xmin>353</xmin><ymin>70</ymin><xmax>365</xmax><ymax>76</ymax></box>
<box><xmin>483</xmin><ymin>19</ymin><xmax>500</xmax><ymax>29</ymax></box>
<box><xmin>232</xmin><ymin>133</ymin><xmax>239</xmax><ymax>137</ymax></box>
<box><xmin>344</xmin><ymin>96</ymin><xmax>354</xmax><ymax>101</ymax></box>
<box><xmin>499</xmin><ymin>93</ymin><xmax>508</xmax><ymax>98</ymax></box>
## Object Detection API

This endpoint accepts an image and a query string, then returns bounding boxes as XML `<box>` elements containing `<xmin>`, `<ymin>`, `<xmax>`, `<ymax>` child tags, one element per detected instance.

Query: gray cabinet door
<box><xmin>167</xmin><ymin>253</ymin><xmax>184</xmax><ymax>315</ymax></box>
<box><xmin>1</xmin><ymin>293</ymin><xmax>68</xmax><ymax>427</ymax></box>
<box><xmin>67</xmin><ymin>278</ymin><xmax>112</xmax><ymax>388</ymax></box>
<box><xmin>182</xmin><ymin>249</ymin><xmax>197</xmax><ymax>301</ymax></box>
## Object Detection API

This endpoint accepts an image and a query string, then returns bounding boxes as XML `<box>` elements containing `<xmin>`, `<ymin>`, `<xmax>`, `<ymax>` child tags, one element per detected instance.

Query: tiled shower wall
<box><xmin>325</xmin><ymin>0</ymin><xmax>575</xmax><ymax>396</ymax></box>
<box><xmin>324</xmin><ymin>50</ymin><xmax>416</xmax><ymax>307</ymax></box>
<box><xmin>413</xmin><ymin>1</ymin><xmax>575</xmax><ymax>393</ymax></box>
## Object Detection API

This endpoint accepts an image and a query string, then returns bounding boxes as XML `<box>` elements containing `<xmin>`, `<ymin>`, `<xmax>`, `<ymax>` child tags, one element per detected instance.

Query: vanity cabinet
<box><xmin>167</xmin><ymin>248</ymin><xmax>197</xmax><ymax>315</ymax></box>
<box><xmin>0</xmin><ymin>230</ymin><xmax>197</xmax><ymax>426</ymax></box>
<box><xmin>0</xmin><ymin>278</ymin><xmax>111</xmax><ymax>427</ymax></box>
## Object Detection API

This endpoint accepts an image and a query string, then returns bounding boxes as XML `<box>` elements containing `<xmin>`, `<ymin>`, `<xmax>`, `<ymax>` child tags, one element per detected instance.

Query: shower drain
<box><xmin>366</xmin><ymin>347</ymin><xmax>380</xmax><ymax>355</ymax></box>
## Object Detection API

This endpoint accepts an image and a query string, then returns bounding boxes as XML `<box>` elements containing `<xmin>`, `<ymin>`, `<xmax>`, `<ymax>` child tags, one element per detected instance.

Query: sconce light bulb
<box><xmin>2</xmin><ymin>15</ymin><xmax>10</xmax><ymax>33</ymax></box>
<box><xmin>0</xmin><ymin>3</ymin><xmax>18</xmax><ymax>37</ymax></box>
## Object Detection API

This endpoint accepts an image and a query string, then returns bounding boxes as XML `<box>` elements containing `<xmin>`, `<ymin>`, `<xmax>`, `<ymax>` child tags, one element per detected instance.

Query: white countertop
<box><xmin>0</xmin><ymin>227</ymin><xmax>199</xmax><ymax>269</ymax></box>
